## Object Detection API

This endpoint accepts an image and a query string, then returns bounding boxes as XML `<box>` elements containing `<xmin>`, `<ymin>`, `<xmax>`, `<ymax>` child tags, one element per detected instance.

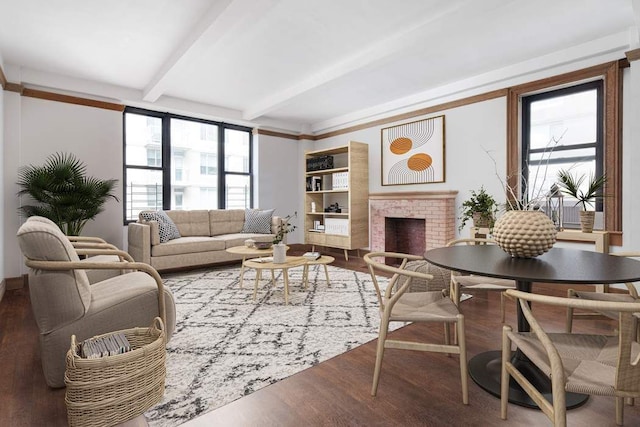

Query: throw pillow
<box><xmin>242</xmin><ymin>209</ymin><xmax>275</xmax><ymax>234</ymax></box>
<box><xmin>140</xmin><ymin>211</ymin><xmax>181</xmax><ymax>243</ymax></box>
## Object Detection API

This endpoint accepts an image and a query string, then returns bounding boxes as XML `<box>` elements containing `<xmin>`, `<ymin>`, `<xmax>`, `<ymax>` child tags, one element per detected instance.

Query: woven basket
<box><xmin>65</xmin><ymin>318</ymin><xmax>166</xmax><ymax>427</ymax></box>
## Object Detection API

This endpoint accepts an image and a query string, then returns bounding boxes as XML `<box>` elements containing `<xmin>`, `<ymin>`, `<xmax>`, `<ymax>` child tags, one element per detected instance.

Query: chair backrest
<box><xmin>364</xmin><ymin>252</ymin><xmax>436</xmax><ymax>314</ymax></box>
<box><xmin>16</xmin><ymin>220</ymin><xmax>92</xmax><ymax>334</ymax></box>
<box><xmin>506</xmin><ymin>289</ymin><xmax>640</xmax><ymax>395</ymax></box>
<box><xmin>446</xmin><ymin>237</ymin><xmax>497</xmax><ymax>247</ymax></box>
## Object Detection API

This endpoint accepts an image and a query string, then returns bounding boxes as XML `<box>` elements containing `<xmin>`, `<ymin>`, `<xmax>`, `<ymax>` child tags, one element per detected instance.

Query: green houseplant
<box><xmin>458</xmin><ymin>187</ymin><xmax>498</xmax><ymax>231</ymax></box>
<box><xmin>17</xmin><ymin>152</ymin><xmax>119</xmax><ymax>235</ymax></box>
<box><xmin>273</xmin><ymin>211</ymin><xmax>297</xmax><ymax>244</ymax></box>
<box><xmin>556</xmin><ymin>169</ymin><xmax>607</xmax><ymax>233</ymax></box>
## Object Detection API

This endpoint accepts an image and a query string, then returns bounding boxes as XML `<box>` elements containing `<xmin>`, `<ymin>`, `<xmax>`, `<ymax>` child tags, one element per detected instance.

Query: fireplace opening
<box><xmin>384</xmin><ymin>217</ymin><xmax>426</xmax><ymax>265</ymax></box>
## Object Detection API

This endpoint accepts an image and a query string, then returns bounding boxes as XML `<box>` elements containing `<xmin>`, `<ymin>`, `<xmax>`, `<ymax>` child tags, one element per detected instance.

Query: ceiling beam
<box><xmin>241</xmin><ymin>0</ymin><xmax>508</xmax><ymax>121</ymax></box>
<box><xmin>143</xmin><ymin>0</ymin><xmax>281</xmax><ymax>103</ymax></box>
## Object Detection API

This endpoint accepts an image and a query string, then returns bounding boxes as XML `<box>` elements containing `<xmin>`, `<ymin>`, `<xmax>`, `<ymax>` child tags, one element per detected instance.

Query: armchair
<box><xmin>17</xmin><ymin>219</ymin><xmax>176</xmax><ymax>388</ymax></box>
<box><xmin>26</xmin><ymin>216</ymin><xmax>132</xmax><ymax>283</ymax></box>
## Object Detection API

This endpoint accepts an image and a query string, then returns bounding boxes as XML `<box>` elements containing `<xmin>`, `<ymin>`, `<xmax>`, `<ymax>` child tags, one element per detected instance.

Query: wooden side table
<box><xmin>302</xmin><ymin>255</ymin><xmax>335</xmax><ymax>289</ymax></box>
<box><xmin>243</xmin><ymin>256</ymin><xmax>307</xmax><ymax>305</ymax></box>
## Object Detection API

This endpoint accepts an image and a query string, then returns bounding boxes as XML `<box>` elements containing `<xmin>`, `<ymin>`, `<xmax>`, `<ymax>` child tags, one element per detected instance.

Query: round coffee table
<box><xmin>243</xmin><ymin>256</ymin><xmax>307</xmax><ymax>305</ymax></box>
<box><xmin>226</xmin><ymin>245</ymin><xmax>288</xmax><ymax>288</ymax></box>
<box><xmin>302</xmin><ymin>255</ymin><xmax>335</xmax><ymax>289</ymax></box>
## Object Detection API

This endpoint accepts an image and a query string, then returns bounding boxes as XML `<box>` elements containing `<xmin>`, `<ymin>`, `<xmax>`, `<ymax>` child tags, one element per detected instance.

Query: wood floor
<box><xmin>2</xmin><ymin>245</ymin><xmax>638</xmax><ymax>427</ymax></box>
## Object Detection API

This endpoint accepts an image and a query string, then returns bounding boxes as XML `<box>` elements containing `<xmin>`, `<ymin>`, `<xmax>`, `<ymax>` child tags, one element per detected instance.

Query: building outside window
<box><xmin>123</xmin><ymin>108</ymin><xmax>253</xmax><ymax>222</ymax></box>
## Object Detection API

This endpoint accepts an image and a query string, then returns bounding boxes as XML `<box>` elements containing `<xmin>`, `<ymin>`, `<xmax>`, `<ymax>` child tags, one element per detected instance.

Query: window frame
<box><xmin>123</xmin><ymin>107</ymin><xmax>254</xmax><ymax>223</ymax></box>
<box><xmin>521</xmin><ymin>79</ymin><xmax>604</xmax><ymax>212</ymax></box>
<box><xmin>507</xmin><ymin>61</ymin><xmax>622</xmax><ymax>241</ymax></box>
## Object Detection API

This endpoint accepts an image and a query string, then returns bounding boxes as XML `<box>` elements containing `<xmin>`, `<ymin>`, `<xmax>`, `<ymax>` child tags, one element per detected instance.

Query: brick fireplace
<box><xmin>369</xmin><ymin>191</ymin><xmax>457</xmax><ymax>254</ymax></box>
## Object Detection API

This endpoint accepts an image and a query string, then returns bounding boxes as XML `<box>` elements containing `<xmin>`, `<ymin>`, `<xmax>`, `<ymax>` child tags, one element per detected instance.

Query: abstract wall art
<box><xmin>381</xmin><ymin>115</ymin><xmax>445</xmax><ymax>185</ymax></box>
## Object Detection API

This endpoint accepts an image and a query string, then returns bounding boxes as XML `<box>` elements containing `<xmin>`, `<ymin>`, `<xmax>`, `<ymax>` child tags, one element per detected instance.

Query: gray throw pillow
<box><xmin>242</xmin><ymin>209</ymin><xmax>274</xmax><ymax>234</ymax></box>
<box><xmin>140</xmin><ymin>211</ymin><xmax>181</xmax><ymax>243</ymax></box>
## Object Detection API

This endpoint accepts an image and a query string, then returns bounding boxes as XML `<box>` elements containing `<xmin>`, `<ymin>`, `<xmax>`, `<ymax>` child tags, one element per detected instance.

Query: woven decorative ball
<box><xmin>492</xmin><ymin>210</ymin><xmax>557</xmax><ymax>258</ymax></box>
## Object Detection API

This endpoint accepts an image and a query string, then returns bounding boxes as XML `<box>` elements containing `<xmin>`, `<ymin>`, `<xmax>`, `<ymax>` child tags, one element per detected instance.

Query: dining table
<box><xmin>424</xmin><ymin>245</ymin><xmax>640</xmax><ymax>409</ymax></box>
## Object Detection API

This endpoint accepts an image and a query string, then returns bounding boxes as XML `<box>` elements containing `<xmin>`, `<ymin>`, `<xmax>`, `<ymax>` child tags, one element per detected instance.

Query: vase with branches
<box><xmin>17</xmin><ymin>152</ymin><xmax>119</xmax><ymax>235</ymax></box>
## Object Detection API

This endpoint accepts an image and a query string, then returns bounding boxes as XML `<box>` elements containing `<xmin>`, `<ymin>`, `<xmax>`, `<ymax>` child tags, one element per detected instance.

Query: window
<box><xmin>521</xmin><ymin>81</ymin><xmax>603</xmax><ymax>228</ymax></box>
<box><xmin>123</xmin><ymin>107</ymin><xmax>253</xmax><ymax>222</ymax></box>
<box><xmin>508</xmin><ymin>61</ymin><xmax>621</xmax><ymax>237</ymax></box>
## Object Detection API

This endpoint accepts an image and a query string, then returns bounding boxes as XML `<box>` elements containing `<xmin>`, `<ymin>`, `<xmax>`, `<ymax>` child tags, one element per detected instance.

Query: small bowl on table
<box><xmin>254</xmin><ymin>242</ymin><xmax>273</xmax><ymax>250</ymax></box>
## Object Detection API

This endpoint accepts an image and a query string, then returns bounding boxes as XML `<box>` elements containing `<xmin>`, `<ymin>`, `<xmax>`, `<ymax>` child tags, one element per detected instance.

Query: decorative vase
<box><xmin>579</xmin><ymin>211</ymin><xmax>595</xmax><ymax>233</ymax></box>
<box><xmin>273</xmin><ymin>243</ymin><xmax>287</xmax><ymax>264</ymax></box>
<box><xmin>492</xmin><ymin>210</ymin><xmax>557</xmax><ymax>258</ymax></box>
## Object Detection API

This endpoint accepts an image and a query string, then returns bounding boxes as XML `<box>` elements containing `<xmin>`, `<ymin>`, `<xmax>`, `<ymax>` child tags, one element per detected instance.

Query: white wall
<box><xmin>4</xmin><ymin>97</ymin><xmax>123</xmax><ymax>278</ymax></box>
<box><xmin>313</xmin><ymin>98</ymin><xmax>508</xmax><ymax>241</ymax></box>
<box><xmin>254</xmin><ymin>134</ymin><xmax>304</xmax><ymax>243</ymax></box>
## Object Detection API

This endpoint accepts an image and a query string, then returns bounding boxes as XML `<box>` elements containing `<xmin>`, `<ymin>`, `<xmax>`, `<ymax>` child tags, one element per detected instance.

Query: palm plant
<box><xmin>556</xmin><ymin>169</ymin><xmax>607</xmax><ymax>210</ymax></box>
<box><xmin>17</xmin><ymin>152</ymin><xmax>119</xmax><ymax>235</ymax></box>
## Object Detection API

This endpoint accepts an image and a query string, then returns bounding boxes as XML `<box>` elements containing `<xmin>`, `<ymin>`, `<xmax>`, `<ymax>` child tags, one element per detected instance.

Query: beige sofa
<box><xmin>128</xmin><ymin>209</ymin><xmax>283</xmax><ymax>271</ymax></box>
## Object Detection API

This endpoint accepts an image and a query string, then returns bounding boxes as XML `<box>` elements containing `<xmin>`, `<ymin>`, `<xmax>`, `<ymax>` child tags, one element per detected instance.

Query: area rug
<box><xmin>144</xmin><ymin>264</ymin><xmax>393</xmax><ymax>426</ymax></box>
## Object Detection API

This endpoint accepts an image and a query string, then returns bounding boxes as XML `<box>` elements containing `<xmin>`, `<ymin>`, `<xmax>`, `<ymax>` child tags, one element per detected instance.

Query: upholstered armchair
<box><xmin>26</xmin><ymin>216</ymin><xmax>132</xmax><ymax>283</ymax></box>
<box><xmin>17</xmin><ymin>219</ymin><xmax>176</xmax><ymax>388</ymax></box>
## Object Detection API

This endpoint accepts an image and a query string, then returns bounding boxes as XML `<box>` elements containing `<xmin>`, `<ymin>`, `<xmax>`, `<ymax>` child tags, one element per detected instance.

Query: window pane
<box><xmin>225</xmin><ymin>129</ymin><xmax>250</xmax><ymax>173</ymax></box>
<box><xmin>125</xmin><ymin>168</ymin><xmax>163</xmax><ymax>221</ymax></box>
<box><xmin>529</xmin><ymin>89</ymin><xmax>597</xmax><ymax>149</ymax></box>
<box><xmin>125</xmin><ymin>113</ymin><xmax>162</xmax><ymax>167</ymax></box>
<box><xmin>225</xmin><ymin>174</ymin><xmax>251</xmax><ymax>209</ymax></box>
<box><xmin>170</xmin><ymin>118</ymin><xmax>218</xmax><ymax>211</ymax></box>
<box><xmin>199</xmin><ymin>187</ymin><xmax>218</xmax><ymax>209</ymax></box>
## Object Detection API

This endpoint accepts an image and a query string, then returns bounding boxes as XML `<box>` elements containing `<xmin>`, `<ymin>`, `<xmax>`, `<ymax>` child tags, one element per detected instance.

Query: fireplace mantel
<box><xmin>369</xmin><ymin>191</ymin><xmax>457</xmax><ymax>200</ymax></box>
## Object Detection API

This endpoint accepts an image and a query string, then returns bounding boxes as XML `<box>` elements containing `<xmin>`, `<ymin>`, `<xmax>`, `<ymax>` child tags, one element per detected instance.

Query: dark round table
<box><xmin>424</xmin><ymin>245</ymin><xmax>640</xmax><ymax>409</ymax></box>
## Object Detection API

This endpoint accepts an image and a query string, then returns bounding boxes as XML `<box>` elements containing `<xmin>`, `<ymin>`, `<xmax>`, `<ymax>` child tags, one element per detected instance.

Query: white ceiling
<box><xmin>0</xmin><ymin>0</ymin><xmax>638</xmax><ymax>134</ymax></box>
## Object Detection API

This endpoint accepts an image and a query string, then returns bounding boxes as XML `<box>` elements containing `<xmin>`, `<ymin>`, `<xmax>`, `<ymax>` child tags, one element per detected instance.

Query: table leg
<box><xmin>323</xmin><ymin>264</ymin><xmax>330</xmax><ymax>287</ymax></box>
<box><xmin>303</xmin><ymin>264</ymin><xmax>309</xmax><ymax>290</ymax></box>
<box><xmin>239</xmin><ymin>256</ymin><xmax>246</xmax><ymax>288</ymax></box>
<box><xmin>283</xmin><ymin>268</ymin><xmax>289</xmax><ymax>305</ymax></box>
<box><xmin>271</xmin><ymin>269</ymin><xmax>276</xmax><ymax>286</ymax></box>
<box><xmin>253</xmin><ymin>270</ymin><xmax>259</xmax><ymax>301</ymax></box>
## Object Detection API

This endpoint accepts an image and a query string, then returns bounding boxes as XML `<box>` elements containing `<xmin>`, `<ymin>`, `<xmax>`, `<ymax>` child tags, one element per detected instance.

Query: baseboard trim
<box><xmin>6</xmin><ymin>275</ymin><xmax>27</xmax><ymax>290</ymax></box>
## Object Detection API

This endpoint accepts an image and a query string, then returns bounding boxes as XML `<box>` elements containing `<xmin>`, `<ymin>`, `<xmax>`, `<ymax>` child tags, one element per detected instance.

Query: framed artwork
<box><xmin>381</xmin><ymin>115</ymin><xmax>445</xmax><ymax>185</ymax></box>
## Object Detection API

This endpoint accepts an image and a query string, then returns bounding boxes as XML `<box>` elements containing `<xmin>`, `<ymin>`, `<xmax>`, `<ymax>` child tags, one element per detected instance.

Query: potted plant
<box><xmin>17</xmin><ymin>152</ymin><xmax>119</xmax><ymax>235</ymax></box>
<box><xmin>458</xmin><ymin>187</ymin><xmax>498</xmax><ymax>231</ymax></box>
<box><xmin>273</xmin><ymin>212</ymin><xmax>297</xmax><ymax>263</ymax></box>
<box><xmin>556</xmin><ymin>169</ymin><xmax>607</xmax><ymax>233</ymax></box>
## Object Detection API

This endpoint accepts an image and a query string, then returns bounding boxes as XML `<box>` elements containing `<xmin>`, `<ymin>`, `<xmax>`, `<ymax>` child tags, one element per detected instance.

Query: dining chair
<box><xmin>446</xmin><ymin>238</ymin><xmax>516</xmax><ymax>321</ymax></box>
<box><xmin>501</xmin><ymin>289</ymin><xmax>640</xmax><ymax>426</ymax></box>
<box><xmin>565</xmin><ymin>252</ymin><xmax>640</xmax><ymax>334</ymax></box>
<box><xmin>364</xmin><ymin>252</ymin><xmax>468</xmax><ymax>404</ymax></box>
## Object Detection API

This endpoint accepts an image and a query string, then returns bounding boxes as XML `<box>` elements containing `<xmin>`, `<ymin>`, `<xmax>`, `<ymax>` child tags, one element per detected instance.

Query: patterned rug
<box><xmin>145</xmin><ymin>264</ymin><xmax>392</xmax><ymax>426</ymax></box>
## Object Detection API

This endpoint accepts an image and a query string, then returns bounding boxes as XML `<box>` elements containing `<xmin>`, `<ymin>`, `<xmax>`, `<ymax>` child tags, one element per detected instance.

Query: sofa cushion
<box><xmin>209</xmin><ymin>209</ymin><xmax>245</xmax><ymax>235</ymax></box>
<box><xmin>166</xmin><ymin>210</ymin><xmax>210</xmax><ymax>236</ymax></box>
<box><xmin>242</xmin><ymin>209</ymin><xmax>275</xmax><ymax>234</ymax></box>
<box><xmin>150</xmin><ymin>236</ymin><xmax>226</xmax><ymax>257</ymax></box>
<box><xmin>140</xmin><ymin>211</ymin><xmax>181</xmax><ymax>243</ymax></box>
